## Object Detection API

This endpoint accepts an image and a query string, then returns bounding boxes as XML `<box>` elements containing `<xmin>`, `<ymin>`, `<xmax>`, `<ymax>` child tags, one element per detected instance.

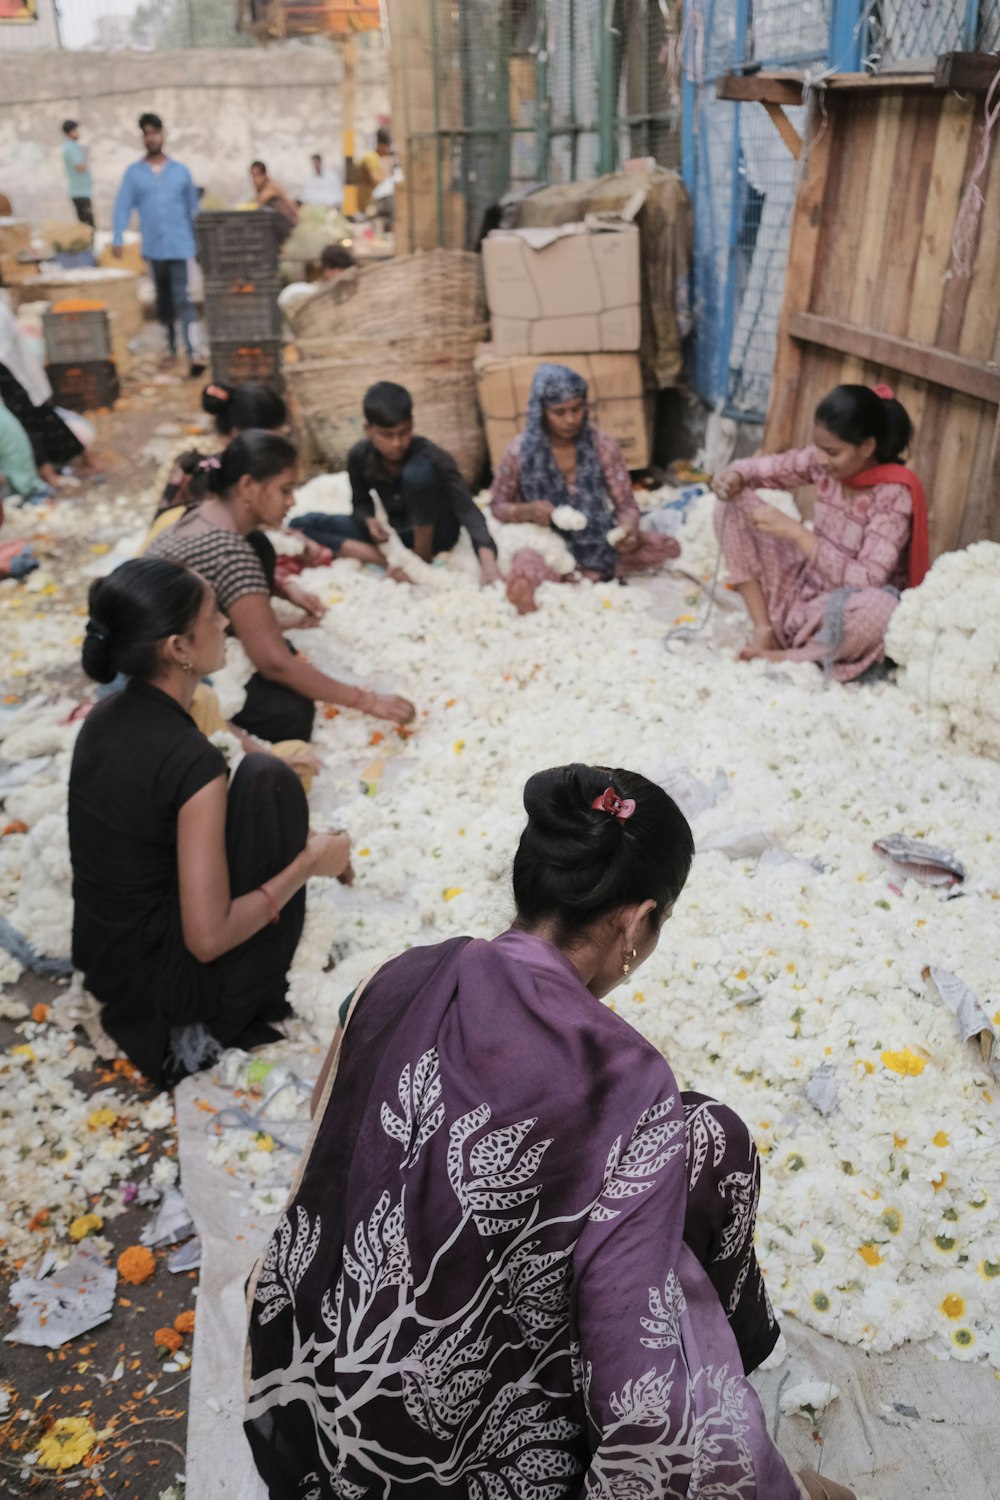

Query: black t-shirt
<box><xmin>68</xmin><ymin>679</ymin><xmax>227</xmax><ymax>1079</ymax></box>
<box><xmin>347</xmin><ymin>435</ymin><xmax>497</xmax><ymax>555</ymax></box>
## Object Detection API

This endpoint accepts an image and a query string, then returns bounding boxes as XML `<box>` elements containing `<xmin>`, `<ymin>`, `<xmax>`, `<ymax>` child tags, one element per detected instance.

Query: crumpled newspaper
<box><xmin>924</xmin><ymin>967</ymin><xmax>999</xmax><ymax>1081</ymax></box>
<box><xmin>5</xmin><ymin>1243</ymin><xmax>116</xmax><ymax>1348</ymax></box>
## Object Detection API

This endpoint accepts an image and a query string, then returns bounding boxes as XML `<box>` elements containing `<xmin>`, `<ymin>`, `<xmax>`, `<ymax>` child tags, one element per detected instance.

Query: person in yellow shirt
<box><xmin>356</xmin><ymin>126</ymin><xmax>392</xmax><ymax>213</ymax></box>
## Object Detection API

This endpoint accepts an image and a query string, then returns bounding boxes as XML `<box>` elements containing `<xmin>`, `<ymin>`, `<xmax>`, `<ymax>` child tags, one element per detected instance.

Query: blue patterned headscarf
<box><xmin>519</xmin><ymin>363</ymin><xmax>616</xmax><ymax>577</ymax></box>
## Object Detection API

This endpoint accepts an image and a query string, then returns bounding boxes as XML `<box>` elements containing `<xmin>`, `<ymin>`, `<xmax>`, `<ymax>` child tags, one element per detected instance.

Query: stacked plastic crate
<box><xmin>197</xmin><ymin>212</ymin><xmax>283</xmax><ymax>390</ymax></box>
<box><xmin>43</xmin><ymin>301</ymin><xmax>120</xmax><ymax>411</ymax></box>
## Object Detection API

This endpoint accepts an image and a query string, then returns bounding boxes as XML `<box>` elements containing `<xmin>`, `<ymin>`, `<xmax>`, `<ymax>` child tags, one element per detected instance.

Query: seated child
<box><xmin>290</xmin><ymin>381</ymin><xmax>502</xmax><ymax>587</ymax></box>
<box><xmin>712</xmin><ymin>383</ymin><xmax>928</xmax><ymax>682</ymax></box>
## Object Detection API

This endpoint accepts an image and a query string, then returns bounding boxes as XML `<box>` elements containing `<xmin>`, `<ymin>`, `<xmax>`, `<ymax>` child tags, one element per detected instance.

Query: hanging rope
<box><xmin>948</xmin><ymin>62</ymin><xmax>1000</xmax><ymax>280</ymax></box>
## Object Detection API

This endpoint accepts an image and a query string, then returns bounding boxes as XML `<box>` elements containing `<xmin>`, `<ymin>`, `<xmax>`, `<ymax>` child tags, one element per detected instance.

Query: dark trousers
<box><xmin>291</xmin><ymin>454</ymin><xmax>460</xmax><ymax>557</ymax></box>
<box><xmin>211</xmin><ymin>752</ymin><xmax>310</xmax><ymax>1047</ymax></box>
<box><xmin>72</xmin><ymin>196</ymin><xmax>95</xmax><ymax>228</ymax></box>
<box><xmin>150</xmin><ymin>257</ymin><xmax>195</xmax><ymax>357</ymax></box>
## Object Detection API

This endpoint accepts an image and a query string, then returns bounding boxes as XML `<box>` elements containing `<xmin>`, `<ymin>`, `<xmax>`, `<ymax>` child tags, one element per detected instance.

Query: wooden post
<box><xmin>342</xmin><ymin>31</ymin><xmax>359</xmax><ymax>217</ymax></box>
<box><xmin>764</xmin><ymin>95</ymin><xmax>834</xmax><ymax>451</ymax></box>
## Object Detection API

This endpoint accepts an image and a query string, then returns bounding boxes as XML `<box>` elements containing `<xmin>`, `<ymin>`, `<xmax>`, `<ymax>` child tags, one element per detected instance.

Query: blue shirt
<box><xmin>63</xmin><ymin>139</ymin><xmax>93</xmax><ymax>199</ymax></box>
<box><xmin>112</xmin><ymin>158</ymin><xmax>199</xmax><ymax>261</ymax></box>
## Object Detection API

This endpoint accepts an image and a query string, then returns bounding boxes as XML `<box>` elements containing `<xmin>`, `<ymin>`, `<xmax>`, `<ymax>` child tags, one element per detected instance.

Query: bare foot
<box><xmin>507</xmin><ymin>576</ymin><xmax>539</xmax><ymax>615</ymax></box>
<box><xmin>738</xmin><ymin>627</ymin><xmax>780</xmax><ymax>661</ymax></box>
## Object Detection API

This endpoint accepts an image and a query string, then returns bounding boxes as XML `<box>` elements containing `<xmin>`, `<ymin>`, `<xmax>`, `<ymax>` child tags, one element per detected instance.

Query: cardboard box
<box><xmin>482</xmin><ymin>218</ymin><xmax>641</xmax><ymax>356</ymax></box>
<box><xmin>474</xmin><ymin>347</ymin><xmax>651</xmax><ymax>471</ymax></box>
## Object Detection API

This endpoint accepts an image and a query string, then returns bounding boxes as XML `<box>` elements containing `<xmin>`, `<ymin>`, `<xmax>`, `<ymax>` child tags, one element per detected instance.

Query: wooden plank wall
<box><xmin>764</xmin><ymin>87</ymin><xmax>1000</xmax><ymax>557</ymax></box>
<box><xmin>387</xmin><ymin>0</ymin><xmax>465</xmax><ymax>252</ymax></box>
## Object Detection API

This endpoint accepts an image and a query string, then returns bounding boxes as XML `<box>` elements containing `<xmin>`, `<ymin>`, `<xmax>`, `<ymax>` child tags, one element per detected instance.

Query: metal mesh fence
<box><xmin>980</xmin><ymin>0</ymin><xmax>1000</xmax><ymax>46</ymax></box>
<box><xmin>865</xmin><ymin>0</ymin><xmax>970</xmax><ymax>65</ymax></box>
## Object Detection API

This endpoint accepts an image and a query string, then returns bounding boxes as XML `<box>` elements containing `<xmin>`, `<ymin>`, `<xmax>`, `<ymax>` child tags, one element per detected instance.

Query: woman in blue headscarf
<box><xmin>490</xmin><ymin>363</ymin><xmax>679</xmax><ymax>612</ymax></box>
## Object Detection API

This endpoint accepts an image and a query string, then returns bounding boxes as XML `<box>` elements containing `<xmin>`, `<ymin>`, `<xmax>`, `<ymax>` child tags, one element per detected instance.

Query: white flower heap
<box><xmin>886</xmin><ymin>540</ymin><xmax>1000</xmax><ymax>761</ymax></box>
<box><xmin>1</xmin><ymin>477</ymin><xmax>998</xmax><ymax>1367</ymax></box>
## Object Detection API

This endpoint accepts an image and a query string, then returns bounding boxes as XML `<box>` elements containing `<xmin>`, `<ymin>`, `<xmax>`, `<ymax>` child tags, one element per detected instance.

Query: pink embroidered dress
<box><xmin>716</xmin><ymin>446</ymin><xmax>913</xmax><ymax>682</ymax></box>
<box><xmin>491</xmin><ymin>429</ymin><xmax>678</xmax><ymax>588</ymax></box>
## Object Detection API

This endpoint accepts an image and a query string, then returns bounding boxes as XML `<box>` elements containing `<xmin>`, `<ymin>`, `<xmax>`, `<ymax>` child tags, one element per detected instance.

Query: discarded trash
<box><xmin>779</xmin><ymin>1380</ymin><xmax>841</xmax><ymax>1419</ymax></box>
<box><xmin>140</xmin><ymin>1185</ymin><xmax>194</xmax><ymax>1249</ymax></box>
<box><xmin>923</xmin><ymin>966</ymin><xmax>999</xmax><ymax>1081</ymax></box>
<box><xmin>653</xmin><ymin>761</ymin><xmax>728</xmax><ymax>821</ymax></box>
<box><xmin>805</xmin><ymin>1063</ymin><xmax>839</xmax><ymax>1117</ymax></box>
<box><xmin>872</xmin><ymin>835</ymin><xmax>964</xmax><ymax>888</ymax></box>
<box><xmin>5</xmin><ymin>1244</ymin><xmax>116</xmax><ymax>1348</ymax></box>
<box><xmin>167</xmin><ymin>1237</ymin><xmax>201</xmax><ymax>1274</ymax></box>
<box><xmin>0</xmin><ymin>755</ymin><xmax>52</xmax><ymax>794</ymax></box>
<box><xmin>699</xmin><ymin>822</ymin><xmax>775</xmax><ymax>861</ymax></box>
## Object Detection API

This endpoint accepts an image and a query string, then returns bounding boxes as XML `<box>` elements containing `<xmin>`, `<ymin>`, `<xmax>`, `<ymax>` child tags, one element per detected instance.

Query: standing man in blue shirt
<box><xmin>61</xmin><ymin>120</ymin><xmax>94</xmax><ymax>228</ymax></box>
<box><xmin>113</xmin><ymin>112</ymin><xmax>203</xmax><ymax>374</ymax></box>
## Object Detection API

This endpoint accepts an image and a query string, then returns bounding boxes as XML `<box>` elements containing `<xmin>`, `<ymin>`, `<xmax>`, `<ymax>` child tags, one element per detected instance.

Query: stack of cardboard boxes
<box><xmin>475</xmin><ymin>216</ymin><xmax>651</xmax><ymax>472</ymax></box>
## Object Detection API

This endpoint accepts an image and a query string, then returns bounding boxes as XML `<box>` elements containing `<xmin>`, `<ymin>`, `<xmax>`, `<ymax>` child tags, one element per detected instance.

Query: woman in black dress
<box><xmin>69</xmin><ymin>557</ymin><xmax>352</xmax><ymax>1084</ymax></box>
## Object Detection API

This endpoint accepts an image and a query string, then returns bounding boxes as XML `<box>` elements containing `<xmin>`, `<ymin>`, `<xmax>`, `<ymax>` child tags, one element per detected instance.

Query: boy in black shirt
<box><xmin>291</xmin><ymin>382</ymin><xmax>502</xmax><ymax>586</ymax></box>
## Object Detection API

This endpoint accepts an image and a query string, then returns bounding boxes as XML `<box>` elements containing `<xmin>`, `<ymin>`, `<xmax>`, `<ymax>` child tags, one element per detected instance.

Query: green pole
<box><xmin>597</xmin><ymin>0</ymin><xmax>616</xmax><ymax>176</ymax></box>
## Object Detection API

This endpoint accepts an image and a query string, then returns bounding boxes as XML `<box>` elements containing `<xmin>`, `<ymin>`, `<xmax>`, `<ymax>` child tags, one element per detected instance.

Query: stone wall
<box><xmin>0</xmin><ymin>44</ymin><xmax>389</xmax><ymax>229</ymax></box>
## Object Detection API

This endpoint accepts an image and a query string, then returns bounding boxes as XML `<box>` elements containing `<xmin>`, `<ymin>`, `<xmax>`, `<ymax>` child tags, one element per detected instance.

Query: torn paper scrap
<box><xmin>140</xmin><ymin>1185</ymin><xmax>194</xmax><ymax>1249</ymax></box>
<box><xmin>5</xmin><ymin>1244</ymin><xmax>116</xmax><ymax>1348</ymax></box>
<box><xmin>805</xmin><ymin>1063</ymin><xmax>839</xmax><ymax>1117</ymax></box>
<box><xmin>924</xmin><ymin>966</ymin><xmax>1000</xmax><ymax>1081</ymax></box>
<box><xmin>779</xmin><ymin>1381</ymin><xmax>840</xmax><ymax>1419</ymax></box>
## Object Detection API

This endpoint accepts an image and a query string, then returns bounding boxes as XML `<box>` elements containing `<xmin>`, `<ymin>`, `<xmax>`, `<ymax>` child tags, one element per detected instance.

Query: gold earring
<box><xmin>622</xmin><ymin>948</ymin><xmax>636</xmax><ymax>977</ymax></box>
<box><xmin>180</xmin><ymin>661</ymin><xmax>194</xmax><ymax>674</ymax></box>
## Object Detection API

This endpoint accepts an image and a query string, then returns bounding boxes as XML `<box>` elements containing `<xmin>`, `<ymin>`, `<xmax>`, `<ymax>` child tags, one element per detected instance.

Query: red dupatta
<box><xmin>845</xmin><ymin>464</ymin><xmax>929</xmax><ymax>589</ymax></box>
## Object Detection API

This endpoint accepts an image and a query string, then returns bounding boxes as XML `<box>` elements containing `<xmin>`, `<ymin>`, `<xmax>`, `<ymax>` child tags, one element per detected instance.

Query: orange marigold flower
<box><xmin>369</xmin><ymin>730</ymin><xmax>384</xmax><ymax>745</ymax></box>
<box><xmin>32</xmin><ymin>1002</ymin><xmax>49</xmax><ymax>1023</ymax></box>
<box><xmin>117</xmin><ymin>1245</ymin><xmax>156</xmax><ymax>1285</ymax></box>
<box><xmin>153</xmin><ymin>1327</ymin><xmax>182</xmax><ymax>1354</ymax></box>
<box><xmin>2</xmin><ymin>820</ymin><xmax>28</xmax><ymax>836</ymax></box>
<box><xmin>174</xmin><ymin>1309</ymin><xmax>196</xmax><ymax>1335</ymax></box>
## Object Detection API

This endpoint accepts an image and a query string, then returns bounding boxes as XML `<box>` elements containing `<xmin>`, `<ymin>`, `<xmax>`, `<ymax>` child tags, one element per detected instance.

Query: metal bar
<box><xmin>680</xmin><ymin>0</ymin><xmax>697</xmax><ymax>192</ymax></box>
<box><xmin>597</xmin><ymin>0</ymin><xmax>617</xmax><ymax>174</ymax></box>
<box><xmin>718</xmin><ymin>0</ymin><xmax>751</xmax><ymax>404</ymax></box>
<box><xmin>569</xmin><ymin>0</ymin><xmax>578</xmax><ymax>180</ymax></box>
<box><xmin>623</xmin><ymin>109</ymin><xmax>680</xmax><ymax>125</ymax></box>
<box><xmin>535</xmin><ymin>42</ymin><xmax>551</xmax><ymax>181</ymax></box>
<box><xmin>827</xmin><ymin>0</ymin><xmax>863</xmax><ymax>72</ymax></box>
<box><xmin>429</xmin><ymin>0</ymin><xmax>445</xmax><ymax>248</ymax></box>
<box><xmin>407</xmin><ymin>126</ymin><xmax>538</xmax><ymax>139</ymax></box>
<box><xmin>962</xmin><ymin>0</ymin><xmax>982</xmax><ymax>50</ymax></box>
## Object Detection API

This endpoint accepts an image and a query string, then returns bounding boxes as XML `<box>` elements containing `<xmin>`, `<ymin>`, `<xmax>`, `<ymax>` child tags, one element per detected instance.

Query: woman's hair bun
<box><xmin>80</xmin><ymin>613</ymin><xmax>116</xmax><ymax>684</ymax></box>
<box><xmin>513</xmin><ymin>763</ymin><xmax>694</xmax><ymax>936</ymax></box>
<box><xmin>201</xmin><ymin>381</ymin><xmax>233</xmax><ymax>417</ymax></box>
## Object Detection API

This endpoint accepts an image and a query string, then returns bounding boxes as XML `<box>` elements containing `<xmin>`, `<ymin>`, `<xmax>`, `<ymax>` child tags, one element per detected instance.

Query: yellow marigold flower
<box><xmin>87</xmin><ymin>1108</ymin><xmax>117</xmax><ymax>1130</ymax></box>
<box><xmin>255</xmin><ymin>1132</ymin><xmax>275</xmax><ymax>1152</ymax></box>
<box><xmin>941</xmin><ymin>1293</ymin><xmax>965</xmax><ymax>1319</ymax></box>
<box><xmin>453</xmin><ymin>739</ymin><xmax>465</xmax><ymax>753</ymax></box>
<box><xmin>857</xmin><ymin>1244</ymin><xmax>884</xmax><ymax>1267</ymax></box>
<box><xmin>36</xmin><ymin>1416</ymin><xmax>98</xmax><ymax>1472</ymax></box>
<box><xmin>880</xmin><ymin>1048</ymin><xmax>926</xmax><ymax>1076</ymax></box>
<box><xmin>68</xmin><ymin>1213</ymin><xmax>103</xmax><ymax>1242</ymax></box>
<box><xmin>11</xmin><ymin>1044</ymin><xmax>36</xmax><ymax>1062</ymax></box>
<box><xmin>442</xmin><ymin>887</ymin><xmax>464</xmax><ymax>901</ymax></box>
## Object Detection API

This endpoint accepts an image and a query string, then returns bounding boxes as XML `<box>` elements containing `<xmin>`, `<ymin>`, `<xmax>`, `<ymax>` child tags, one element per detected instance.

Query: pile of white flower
<box><xmin>886</xmin><ymin>541</ymin><xmax>1000</xmax><ymax>761</ymax></box>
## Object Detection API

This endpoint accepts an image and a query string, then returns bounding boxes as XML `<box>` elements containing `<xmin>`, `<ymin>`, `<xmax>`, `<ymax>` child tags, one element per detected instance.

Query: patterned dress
<box><xmin>245</xmin><ymin>930</ymin><xmax>801</xmax><ymax>1499</ymax></box>
<box><xmin>716</xmin><ymin>446</ymin><xmax>913</xmax><ymax>682</ymax></box>
<box><xmin>491</xmin><ymin>429</ymin><xmax>678</xmax><ymax>587</ymax></box>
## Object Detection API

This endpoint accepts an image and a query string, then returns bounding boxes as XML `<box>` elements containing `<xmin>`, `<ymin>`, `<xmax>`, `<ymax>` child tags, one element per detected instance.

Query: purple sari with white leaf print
<box><xmin>244</xmin><ymin>929</ymin><xmax>798</xmax><ymax>1499</ymax></box>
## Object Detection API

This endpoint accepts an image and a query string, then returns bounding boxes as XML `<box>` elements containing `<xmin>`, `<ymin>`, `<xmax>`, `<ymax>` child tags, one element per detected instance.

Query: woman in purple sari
<box><xmin>245</xmin><ymin>765</ymin><xmax>855</xmax><ymax>1500</ymax></box>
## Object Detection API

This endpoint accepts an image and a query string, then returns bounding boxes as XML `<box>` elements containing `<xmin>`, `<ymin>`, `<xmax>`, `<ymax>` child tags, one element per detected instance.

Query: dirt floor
<box><xmin>1</xmin><ymin>366</ymin><xmax>211</xmax><ymax>1500</ymax></box>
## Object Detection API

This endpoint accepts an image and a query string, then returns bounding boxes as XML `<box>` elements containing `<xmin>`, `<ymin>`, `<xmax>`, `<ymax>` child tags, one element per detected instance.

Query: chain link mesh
<box><xmin>865</xmin><ymin>0</ymin><xmax>969</xmax><ymax>65</ymax></box>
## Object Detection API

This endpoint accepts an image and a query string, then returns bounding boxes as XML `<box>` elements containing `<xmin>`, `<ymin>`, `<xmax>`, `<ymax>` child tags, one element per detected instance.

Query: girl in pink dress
<box><xmin>712</xmin><ymin>384</ymin><xmax>929</xmax><ymax>682</ymax></box>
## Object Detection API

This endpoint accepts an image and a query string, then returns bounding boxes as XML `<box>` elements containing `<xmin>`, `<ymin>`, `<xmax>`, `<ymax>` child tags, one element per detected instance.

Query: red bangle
<box><xmin>258</xmin><ymin>884</ymin><xmax>280</xmax><ymax>925</ymax></box>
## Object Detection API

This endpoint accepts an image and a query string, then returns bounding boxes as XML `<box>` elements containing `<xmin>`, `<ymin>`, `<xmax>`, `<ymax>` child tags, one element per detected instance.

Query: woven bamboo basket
<box><xmin>287</xmin><ymin>324</ymin><xmax>488</xmax><ymax>485</ymax></box>
<box><xmin>286</xmin><ymin>251</ymin><xmax>488</xmax><ymax>484</ymax></box>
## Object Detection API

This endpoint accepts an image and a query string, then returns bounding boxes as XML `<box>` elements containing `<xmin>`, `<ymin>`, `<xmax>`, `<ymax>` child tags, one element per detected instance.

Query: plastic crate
<box><xmin>43</xmin><ymin>306</ymin><xmax>112</xmax><ymax>364</ymax></box>
<box><xmin>196</xmin><ymin>211</ymin><xmax>280</xmax><ymax>284</ymax></box>
<box><xmin>210</xmin><ymin>339</ymin><xmax>283</xmax><ymax>390</ymax></box>
<box><xmin>47</xmin><ymin>359</ymin><xmax>119</xmax><ymax>412</ymax></box>
<box><xmin>203</xmin><ymin>280</ymin><xmax>281</xmax><ymax>341</ymax></box>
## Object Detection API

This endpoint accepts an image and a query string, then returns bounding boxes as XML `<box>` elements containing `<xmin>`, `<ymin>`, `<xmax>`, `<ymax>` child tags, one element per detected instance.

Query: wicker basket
<box><xmin>285</xmin><ymin>250</ymin><xmax>486</xmax><ymax>344</ymax></box>
<box><xmin>286</xmin><ymin>251</ymin><xmax>488</xmax><ymax>485</ymax></box>
<box><xmin>287</xmin><ymin>325</ymin><xmax>488</xmax><ymax>485</ymax></box>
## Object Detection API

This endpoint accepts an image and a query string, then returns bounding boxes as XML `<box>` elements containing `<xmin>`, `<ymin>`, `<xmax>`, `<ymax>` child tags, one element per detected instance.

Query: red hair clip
<box><xmin>873</xmin><ymin>383</ymin><xmax>895</xmax><ymax>401</ymax></box>
<box><xmin>591</xmin><ymin>787</ymin><xmax>636</xmax><ymax>822</ymax></box>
